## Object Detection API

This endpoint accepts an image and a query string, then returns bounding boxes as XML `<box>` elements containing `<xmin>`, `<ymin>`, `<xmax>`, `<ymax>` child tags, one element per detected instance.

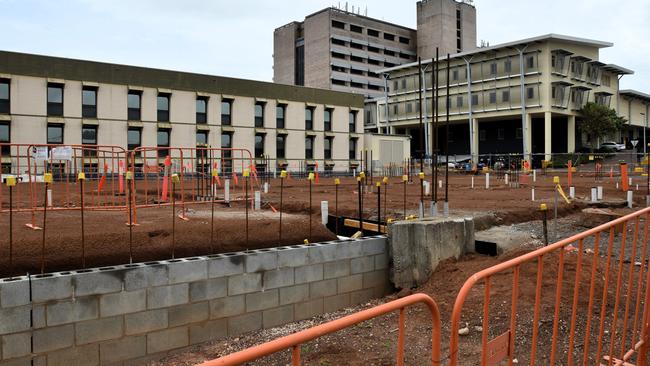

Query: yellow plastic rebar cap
<box><xmin>308</xmin><ymin>172</ymin><xmax>315</xmax><ymax>181</ymax></box>
<box><xmin>280</xmin><ymin>170</ymin><xmax>287</xmax><ymax>178</ymax></box>
<box><xmin>402</xmin><ymin>175</ymin><xmax>408</xmax><ymax>182</ymax></box>
<box><xmin>43</xmin><ymin>173</ymin><xmax>53</xmax><ymax>183</ymax></box>
<box><xmin>540</xmin><ymin>203</ymin><xmax>548</xmax><ymax>211</ymax></box>
<box><xmin>334</xmin><ymin>178</ymin><xmax>340</xmax><ymax>185</ymax></box>
<box><xmin>171</xmin><ymin>174</ymin><xmax>180</xmax><ymax>183</ymax></box>
<box><xmin>77</xmin><ymin>172</ymin><xmax>86</xmax><ymax>181</ymax></box>
<box><xmin>243</xmin><ymin>169</ymin><xmax>250</xmax><ymax>177</ymax></box>
<box><xmin>5</xmin><ymin>175</ymin><xmax>16</xmax><ymax>187</ymax></box>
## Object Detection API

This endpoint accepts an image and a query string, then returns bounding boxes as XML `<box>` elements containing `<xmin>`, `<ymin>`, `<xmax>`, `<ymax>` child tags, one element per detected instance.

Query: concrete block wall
<box><xmin>0</xmin><ymin>236</ymin><xmax>390</xmax><ymax>366</ymax></box>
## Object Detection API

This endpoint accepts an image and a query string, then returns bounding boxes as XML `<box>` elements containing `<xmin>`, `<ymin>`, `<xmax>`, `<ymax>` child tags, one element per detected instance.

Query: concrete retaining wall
<box><xmin>0</xmin><ymin>236</ymin><xmax>390</xmax><ymax>366</ymax></box>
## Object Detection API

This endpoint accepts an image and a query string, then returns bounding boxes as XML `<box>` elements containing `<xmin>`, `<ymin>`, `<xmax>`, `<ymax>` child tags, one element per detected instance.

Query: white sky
<box><xmin>1</xmin><ymin>0</ymin><xmax>649</xmax><ymax>91</ymax></box>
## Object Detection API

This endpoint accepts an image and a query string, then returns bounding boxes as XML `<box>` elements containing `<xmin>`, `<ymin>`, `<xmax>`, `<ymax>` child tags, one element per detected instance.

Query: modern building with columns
<box><xmin>365</xmin><ymin>33</ymin><xmax>647</xmax><ymax>166</ymax></box>
<box><xmin>0</xmin><ymin>50</ymin><xmax>383</xmax><ymax>175</ymax></box>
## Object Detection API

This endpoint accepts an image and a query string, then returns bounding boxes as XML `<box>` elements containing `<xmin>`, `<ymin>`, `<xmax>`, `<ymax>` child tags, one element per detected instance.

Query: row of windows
<box><xmin>331</xmin><ymin>79</ymin><xmax>383</xmax><ymax>92</ymax></box>
<box><xmin>331</xmin><ymin>38</ymin><xmax>414</xmax><ymax>60</ymax></box>
<box><xmin>331</xmin><ymin>20</ymin><xmax>410</xmax><ymax>44</ymax></box>
<box><xmin>331</xmin><ymin>51</ymin><xmax>400</xmax><ymax>68</ymax></box>
<box><xmin>0</xmin><ymin>81</ymin><xmax>359</xmax><ymax>131</ymax></box>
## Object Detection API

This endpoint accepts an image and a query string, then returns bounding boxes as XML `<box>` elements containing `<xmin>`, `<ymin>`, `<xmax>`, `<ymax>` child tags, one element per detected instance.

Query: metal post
<box><xmin>79</xmin><ymin>174</ymin><xmax>86</xmax><ymax>268</ymax></box>
<box><xmin>335</xmin><ymin>178</ymin><xmax>339</xmax><ymax>235</ymax></box>
<box><xmin>517</xmin><ymin>45</ymin><xmax>530</xmax><ymax>163</ymax></box>
<box><xmin>403</xmin><ymin>174</ymin><xmax>407</xmax><ymax>219</ymax></box>
<box><xmin>541</xmin><ymin>203</ymin><xmax>549</xmax><ymax>246</ymax></box>
<box><xmin>41</xmin><ymin>176</ymin><xmax>51</xmax><ymax>274</ymax></box>
<box><xmin>245</xmin><ymin>171</ymin><xmax>249</xmax><ymax>248</ymax></box>
<box><xmin>309</xmin><ymin>174</ymin><xmax>313</xmax><ymax>242</ymax></box>
<box><xmin>8</xmin><ymin>184</ymin><xmax>13</xmax><ymax>277</ymax></box>
<box><xmin>127</xmin><ymin>172</ymin><xmax>133</xmax><ymax>263</ymax></box>
<box><xmin>418</xmin><ymin>57</ymin><xmax>424</xmax><ymax>175</ymax></box>
<box><xmin>433</xmin><ymin>47</ymin><xmax>439</xmax><ymax>208</ymax></box>
<box><xmin>279</xmin><ymin>171</ymin><xmax>286</xmax><ymax>243</ymax></box>
<box><xmin>377</xmin><ymin>182</ymin><xmax>381</xmax><ymax>233</ymax></box>
<box><xmin>383</xmin><ymin>73</ymin><xmax>390</xmax><ymax>134</ymax></box>
<box><xmin>171</xmin><ymin>177</ymin><xmax>176</xmax><ymax>259</ymax></box>
<box><xmin>445</xmin><ymin>53</ymin><xmax>451</xmax><ymax>205</ymax></box>
<box><xmin>383</xmin><ymin>177</ymin><xmax>388</xmax><ymax>224</ymax></box>
<box><xmin>358</xmin><ymin>176</ymin><xmax>363</xmax><ymax>234</ymax></box>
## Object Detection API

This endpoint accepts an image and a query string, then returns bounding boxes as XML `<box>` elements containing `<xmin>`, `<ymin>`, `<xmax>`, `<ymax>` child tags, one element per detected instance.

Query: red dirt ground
<box><xmin>0</xmin><ymin>171</ymin><xmax>640</xmax><ymax>277</ymax></box>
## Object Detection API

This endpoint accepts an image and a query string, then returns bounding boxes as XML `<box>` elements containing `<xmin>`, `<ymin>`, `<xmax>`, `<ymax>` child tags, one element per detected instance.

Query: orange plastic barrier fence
<box><xmin>199</xmin><ymin>293</ymin><xmax>442</xmax><ymax>366</ymax></box>
<box><xmin>449</xmin><ymin>207</ymin><xmax>650</xmax><ymax>366</ymax></box>
<box><xmin>0</xmin><ymin>143</ymin><xmax>129</xmax><ymax>227</ymax></box>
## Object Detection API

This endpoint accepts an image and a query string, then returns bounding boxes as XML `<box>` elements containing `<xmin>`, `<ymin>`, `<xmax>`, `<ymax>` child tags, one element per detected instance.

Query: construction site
<box><xmin>1</xmin><ymin>143</ymin><xmax>650</xmax><ymax>366</ymax></box>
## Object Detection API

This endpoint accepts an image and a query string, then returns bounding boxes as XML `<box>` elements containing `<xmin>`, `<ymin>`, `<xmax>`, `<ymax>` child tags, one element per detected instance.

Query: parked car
<box><xmin>601</xmin><ymin>141</ymin><xmax>625</xmax><ymax>151</ymax></box>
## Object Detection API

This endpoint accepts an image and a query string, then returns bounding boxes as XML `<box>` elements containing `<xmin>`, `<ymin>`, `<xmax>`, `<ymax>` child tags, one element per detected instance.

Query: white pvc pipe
<box><xmin>597</xmin><ymin>186</ymin><xmax>603</xmax><ymax>200</ymax></box>
<box><xmin>569</xmin><ymin>186</ymin><xmax>575</xmax><ymax>199</ymax></box>
<box><xmin>591</xmin><ymin>187</ymin><xmax>598</xmax><ymax>203</ymax></box>
<box><xmin>254</xmin><ymin>191</ymin><xmax>261</xmax><ymax>210</ymax></box>
<box><xmin>321</xmin><ymin>201</ymin><xmax>328</xmax><ymax>225</ymax></box>
<box><xmin>224</xmin><ymin>179</ymin><xmax>230</xmax><ymax>203</ymax></box>
<box><xmin>471</xmin><ymin>176</ymin><xmax>474</xmax><ymax>189</ymax></box>
<box><xmin>628</xmin><ymin>190</ymin><xmax>634</xmax><ymax>208</ymax></box>
<box><xmin>505</xmin><ymin>173</ymin><xmax>509</xmax><ymax>186</ymax></box>
<box><xmin>485</xmin><ymin>173</ymin><xmax>490</xmax><ymax>189</ymax></box>
<box><xmin>531</xmin><ymin>187</ymin><xmax>535</xmax><ymax>201</ymax></box>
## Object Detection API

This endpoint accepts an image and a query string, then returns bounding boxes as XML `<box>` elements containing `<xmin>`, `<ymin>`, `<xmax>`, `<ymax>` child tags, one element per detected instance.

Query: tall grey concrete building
<box><xmin>273</xmin><ymin>0</ymin><xmax>477</xmax><ymax>98</ymax></box>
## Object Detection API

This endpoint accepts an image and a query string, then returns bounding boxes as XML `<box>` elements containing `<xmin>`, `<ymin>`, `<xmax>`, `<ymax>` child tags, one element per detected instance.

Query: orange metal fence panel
<box><xmin>198</xmin><ymin>293</ymin><xmax>442</xmax><ymax>366</ymax></box>
<box><xmin>449</xmin><ymin>207</ymin><xmax>650</xmax><ymax>366</ymax></box>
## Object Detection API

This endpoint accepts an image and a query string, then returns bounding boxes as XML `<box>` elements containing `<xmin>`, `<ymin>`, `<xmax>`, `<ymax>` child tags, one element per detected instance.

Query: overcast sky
<box><xmin>1</xmin><ymin>0</ymin><xmax>649</xmax><ymax>91</ymax></box>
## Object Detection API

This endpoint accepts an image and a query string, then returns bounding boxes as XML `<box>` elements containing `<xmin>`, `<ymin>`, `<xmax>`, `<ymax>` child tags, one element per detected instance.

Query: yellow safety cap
<box><xmin>77</xmin><ymin>172</ymin><xmax>86</xmax><ymax>181</ymax></box>
<box><xmin>540</xmin><ymin>203</ymin><xmax>548</xmax><ymax>211</ymax></box>
<box><xmin>359</xmin><ymin>171</ymin><xmax>366</xmax><ymax>179</ymax></box>
<box><xmin>334</xmin><ymin>178</ymin><xmax>340</xmax><ymax>185</ymax></box>
<box><xmin>308</xmin><ymin>172</ymin><xmax>315</xmax><ymax>181</ymax></box>
<box><xmin>553</xmin><ymin>176</ymin><xmax>560</xmax><ymax>184</ymax></box>
<box><xmin>303</xmin><ymin>239</ymin><xmax>309</xmax><ymax>244</ymax></box>
<box><xmin>211</xmin><ymin>169</ymin><xmax>218</xmax><ymax>177</ymax></box>
<box><xmin>402</xmin><ymin>174</ymin><xmax>408</xmax><ymax>182</ymax></box>
<box><xmin>418</xmin><ymin>172</ymin><xmax>425</xmax><ymax>179</ymax></box>
<box><xmin>383</xmin><ymin>176</ymin><xmax>389</xmax><ymax>184</ymax></box>
<box><xmin>387</xmin><ymin>218</ymin><xmax>393</xmax><ymax>223</ymax></box>
<box><xmin>171</xmin><ymin>174</ymin><xmax>180</xmax><ymax>183</ymax></box>
<box><xmin>6</xmin><ymin>175</ymin><xmax>16</xmax><ymax>187</ymax></box>
<box><xmin>356</xmin><ymin>176</ymin><xmax>361</xmax><ymax>182</ymax></box>
<box><xmin>280</xmin><ymin>170</ymin><xmax>287</xmax><ymax>179</ymax></box>
<box><xmin>125</xmin><ymin>171</ymin><xmax>133</xmax><ymax>181</ymax></box>
<box><xmin>43</xmin><ymin>173</ymin><xmax>53</xmax><ymax>184</ymax></box>
<box><xmin>243</xmin><ymin>169</ymin><xmax>250</xmax><ymax>177</ymax></box>
<box><xmin>376</xmin><ymin>182</ymin><xmax>381</xmax><ymax>187</ymax></box>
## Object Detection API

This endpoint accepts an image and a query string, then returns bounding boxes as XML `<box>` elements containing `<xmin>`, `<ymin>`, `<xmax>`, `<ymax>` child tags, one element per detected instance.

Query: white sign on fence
<box><xmin>31</xmin><ymin>146</ymin><xmax>48</xmax><ymax>162</ymax></box>
<box><xmin>50</xmin><ymin>146</ymin><xmax>73</xmax><ymax>161</ymax></box>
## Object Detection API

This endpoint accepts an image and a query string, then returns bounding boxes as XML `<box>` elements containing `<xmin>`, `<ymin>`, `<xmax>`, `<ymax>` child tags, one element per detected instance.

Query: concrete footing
<box><xmin>388</xmin><ymin>216</ymin><xmax>474</xmax><ymax>289</ymax></box>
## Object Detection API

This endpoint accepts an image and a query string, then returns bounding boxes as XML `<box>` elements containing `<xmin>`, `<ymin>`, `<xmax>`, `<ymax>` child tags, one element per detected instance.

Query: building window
<box><xmin>497</xmin><ymin>128</ymin><xmax>505</xmax><ymax>140</ymax></box>
<box><xmin>385</xmin><ymin>49</ymin><xmax>395</xmax><ymax>57</ymax></box>
<box><xmin>489</xmin><ymin>92</ymin><xmax>497</xmax><ymax>104</ymax></box>
<box><xmin>479</xmin><ymin>129</ymin><xmax>486</xmax><ymax>141</ymax></box>
<box><xmin>515</xmin><ymin>128</ymin><xmax>523</xmax><ymax>139</ymax></box>
<box><xmin>526</xmin><ymin>55</ymin><xmax>535</xmax><ymax>69</ymax></box>
<box><xmin>47</xmin><ymin>124</ymin><xmax>64</xmax><ymax>144</ymax></box>
<box><xmin>47</xmin><ymin>84</ymin><xmax>64</xmax><ymax>116</ymax></box>
<box><xmin>350</xmin><ymin>24</ymin><xmax>363</xmax><ymax>33</ymax></box>
<box><xmin>384</xmin><ymin>33</ymin><xmax>395</xmax><ymax>41</ymax></box>
<box><xmin>221</xmin><ymin>132</ymin><xmax>233</xmax><ymax>174</ymax></box>
<box><xmin>157</xmin><ymin>93</ymin><xmax>170</xmax><ymax>122</ymax></box>
<box><xmin>82</xmin><ymin>125</ymin><xmax>97</xmax><ymax>145</ymax></box>
<box><xmin>255</xmin><ymin>102</ymin><xmax>265</xmax><ymax>128</ymax></box>
<box><xmin>276</xmin><ymin>135</ymin><xmax>286</xmax><ymax>159</ymax></box>
<box><xmin>157</xmin><ymin>129</ymin><xmax>170</xmax><ymax>158</ymax></box>
<box><xmin>399</xmin><ymin>36</ymin><xmax>410</xmax><ymax>44</ymax></box>
<box><xmin>504</xmin><ymin>59</ymin><xmax>512</xmax><ymax>73</ymax></box>
<box><xmin>368</xmin><ymin>29</ymin><xmax>379</xmax><ymax>37</ymax></box>
<box><xmin>221</xmin><ymin>99</ymin><xmax>232</xmax><ymax>125</ymax></box>
<box><xmin>324</xmin><ymin>108</ymin><xmax>333</xmax><ymax>131</ymax></box>
<box><xmin>305</xmin><ymin>136</ymin><xmax>314</xmax><ymax>159</ymax></box>
<box><xmin>349</xmin><ymin>111</ymin><xmax>357</xmax><ymax>133</ymax></box>
<box><xmin>127</xmin><ymin>128</ymin><xmax>141</xmax><ymax>152</ymax></box>
<box><xmin>196</xmin><ymin>131</ymin><xmax>208</xmax><ymax>146</ymax></box>
<box><xmin>471</xmin><ymin>94</ymin><xmax>479</xmax><ymax>106</ymax></box>
<box><xmin>527</xmin><ymin>87</ymin><xmax>535</xmax><ymax>99</ymax></box>
<box><xmin>332</xmin><ymin>20</ymin><xmax>345</xmax><ymax>29</ymax></box>
<box><xmin>502</xmin><ymin>90</ymin><xmax>510</xmax><ymax>102</ymax></box>
<box><xmin>196</xmin><ymin>97</ymin><xmax>208</xmax><ymax>124</ymax></box>
<box><xmin>0</xmin><ymin>79</ymin><xmax>9</xmax><ymax>114</ymax></box>
<box><xmin>305</xmin><ymin>107</ymin><xmax>314</xmax><ymax>130</ymax></box>
<box><xmin>349</xmin><ymin>138</ymin><xmax>357</xmax><ymax>160</ymax></box>
<box><xmin>457</xmin><ymin>96</ymin><xmax>463</xmax><ymax>107</ymax></box>
<box><xmin>393</xmin><ymin>104</ymin><xmax>398</xmax><ymax>115</ymax></box>
<box><xmin>255</xmin><ymin>133</ymin><xmax>265</xmax><ymax>157</ymax></box>
<box><xmin>0</xmin><ymin>123</ymin><xmax>9</xmax><ymax>155</ymax></box>
<box><xmin>332</xmin><ymin>38</ymin><xmax>346</xmax><ymax>46</ymax></box>
<box><xmin>489</xmin><ymin>62</ymin><xmax>497</xmax><ymax>76</ymax></box>
<box><xmin>602</xmin><ymin>75</ymin><xmax>611</xmax><ymax>87</ymax></box>
<box><xmin>452</xmin><ymin>69</ymin><xmax>459</xmax><ymax>81</ymax></box>
<box><xmin>401</xmin><ymin>79</ymin><xmax>406</xmax><ymax>89</ymax></box>
<box><xmin>82</xmin><ymin>87</ymin><xmax>97</xmax><ymax>118</ymax></box>
<box><xmin>127</xmin><ymin>90</ymin><xmax>141</xmax><ymax>120</ymax></box>
<box><xmin>324</xmin><ymin>137</ymin><xmax>333</xmax><ymax>159</ymax></box>
<box><xmin>406</xmin><ymin>103</ymin><xmax>412</xmax><ymax>113</ymax></box>
<box><xmin>276</xmin><ymin>104</ymin><xmax>286</xmax><ymax>128</ymax></box>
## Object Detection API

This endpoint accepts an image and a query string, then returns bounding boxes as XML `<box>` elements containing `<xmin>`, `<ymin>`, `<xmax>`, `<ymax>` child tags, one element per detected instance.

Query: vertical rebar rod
<box><xmin>358</xmin><ymin>178</ymin><xmax>363</xmax><ymax>234</ymax></box>
<box><xmin>335</xmin><ymin>182</ymin><xmax>339</xmax><ymax>235</ymax></box>
<box><xmin>309</xmin><ymin>178</ymin><xmax>312</xmax><ymax>242</ymax></box>
<box><xmin>245</xmin><ymin>175</ymin><xmax>249</xmax><ymax>248</ymax></box>
<box><xmin>9</xmin><ymin>186</ymin><xmax>13</xmax><ymax>277</ymax></box>
<box><xmin>377</xmin><ymin>183</ymin><xmax>381</xmax><ymax>233</ymax></box>
<box><xmin>127</xmin><ymin>176</ymin><xmax>133</xmax><ymax>263</ymax></box>
<box><xmin>171</xmin><ymin>180</ymin><xmax>176</xmax><ymax>259</ymax></box>
<box><xmin>418</xmin><ymin>57</ymin><xmax>424</xmax><ymax>174</ymax></box>
<box><xmin>433</xmin><ymin>47</ymin><xmax>439</xmax><ymax>203</ymax></box>
<box><xmin>403</xmin><ymin>179</ymin><xmax>407</xmax><ymax>219</ymax></box>
<box><xmin>210</xmin><ymin>178</ymin><xmax>215</xmax><ymax>254</ymax></box>
<box><xmin>279</xmin><ymin>176</ymin><xmax>283</xmax><ymax>243</ymax></box>
<box><xmin>445</xmin><ymin>53</ymin><xmax>450</xmax><ymax>203</ymax></box>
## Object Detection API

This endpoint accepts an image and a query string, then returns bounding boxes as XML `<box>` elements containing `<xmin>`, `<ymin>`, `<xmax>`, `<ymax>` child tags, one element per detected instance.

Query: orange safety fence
<box><xmin>0</xmin><ymin>143</ymin><xmax>129</xmax><ymax>227</ymax></box>
<box><xmin>199</xmin><ymin>293</ymin><xmax>441</xmax><ymax>366</ymax></box>
<box><xmin>449</xmin><ymin>206</ymin><xmax>650</xmax><ymax>366</ymax></box>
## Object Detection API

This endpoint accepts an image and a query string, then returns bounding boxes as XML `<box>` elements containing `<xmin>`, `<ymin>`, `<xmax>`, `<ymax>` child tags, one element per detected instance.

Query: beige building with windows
<box><xmin>0</xmin><ymin>50</ymin><xmax>374</xmax><ymax>175</ymax></box>
<box><xmin>366</xmin><ymin>33</ymin><xmax>649</xmax><ymax>166</ymax></box>
<box><xmin>273</xmin><ymin>0</ymin><xmax>476</xmax><ymax>98</ymax></box>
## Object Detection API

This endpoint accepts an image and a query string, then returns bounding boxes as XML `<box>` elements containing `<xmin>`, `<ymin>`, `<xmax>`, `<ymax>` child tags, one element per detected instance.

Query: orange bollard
<box><xmin>621</xmin><ymin>162</ymin><xmax>629</xmax><ymax>191</ymax></box>
<box><xmin>567</xmin><ymin>160</ymin><xmax>572</xmax><ymax>188</ymax></box>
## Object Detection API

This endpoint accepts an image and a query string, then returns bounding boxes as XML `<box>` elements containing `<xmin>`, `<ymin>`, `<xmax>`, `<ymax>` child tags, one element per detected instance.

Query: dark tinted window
<box><xmin>305</xmin><ymin>137</ymin><xmax>314</xmax><ymax>159</ymax></box>
<box><xmin>0</xmin><ymin>79</ymin><xmax>9</xmax><ymax>114</ymax></box>
<box><xmin>255</xmin><ymin>133</ymin><xmax>264</xmax><ymax>157</ymax></box>
<box><xmin>350</xmin><ymin>24</ymin><xmax>363</xmax><ymax>33</ymax></box>
<box><xmin>399</xmin><ymin>36</ymin><xmax>410</xmax><ymax>44</ymax></box>
<box><xmin>255</xmin><ymin>102</ymin><xmax>264</xmax><ymax>127</ymax></box>
<box><xmin>157</xmin><ymin>94</ymin><xmax>170</xmax><ymax>122</ymax></box>
<box><xmin>384</xmin><ymin>33</ymin><xmax>395</xmax><ymax>41</ymax></box>
<box><xmin>196</xmin><ymin>97</ymin><xmax>207</xmax><ymax>124</ymax></box>
<box><xmin>157</xmin><ymin>129</ymin><xmax>170</xmax><ymax>157</ymax></box>
<box><xmin>0</xmin><ymin>123</ymin><xmax>8</xmax><ymax>155</ymax></box>
<box><xmin>196</xmin><ymin>131</ymin><xmax>208</xmax><ymax>146</ymax></box>
<box><xmin>127</xmin><ymin>91</ymin><xmax>141</xmax><ymax>120</ymax></box>
<box><xmin>367</xmin><ymin>29</ymin><xmax>379</xmax><ymax>37</ymax></box>
<box><xmin>324</xmin><ymin>109</ymin><xmax>332</xmax><ymax>131</ymax></box>
<box><xmin>47</xmin><ymin>124</ymin><xmax>64</xmax><ymax>144</ymax></box>
<box><xmin>324</xmin><ymin>137</ymin><xmax>332</xmax><ymax>159</ymax></box>
<box><xmin>305</xmin><ymin>107</ymin><xmax>314</xmax><ymax>130</ymax></box>
<box><xmin>221</xmin><ymin>100</ymin><xmax>232</xmax><ymax>125</ymax></box>
<box><xmin>331</xmin><ymin>20</ymin><xmax>345</xmax><ymax>29</ymax></box>
<box><xmin>82</xmin><ymin>87</ymin><xmax>97</xmax><ymax>118</ymax></box>
<box><xmin>276</xmin><ymin>105</ymin><xmax>286</xmax><ymax>129</ymax></box>
<box><xmin>127</xmin><ymin>128</ymin><xmax>141</xmax><ymax>151</ymax></box>
<box><xmin>81</xmin><ymin>125</ymin><xmax>97</xmax><ymax>145</ymax></box>
<box><xmin>47</xmin><ymin>84</ymin><xmax>64</xmax><ymax>116</ymax></box>
<box><xmin>349</xmin><ymin>111</ymin><xmax>357</xmax><ymax>132</ymax></box>
<box><xmin>276</xmin><ymin>135</ymin><xmax>286</xmax><ymax>158</ymax></box>
<box><xmin>349</xmin><ymin>138</ymin><xmax>357</xmax><ymax>159</ymax></box>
